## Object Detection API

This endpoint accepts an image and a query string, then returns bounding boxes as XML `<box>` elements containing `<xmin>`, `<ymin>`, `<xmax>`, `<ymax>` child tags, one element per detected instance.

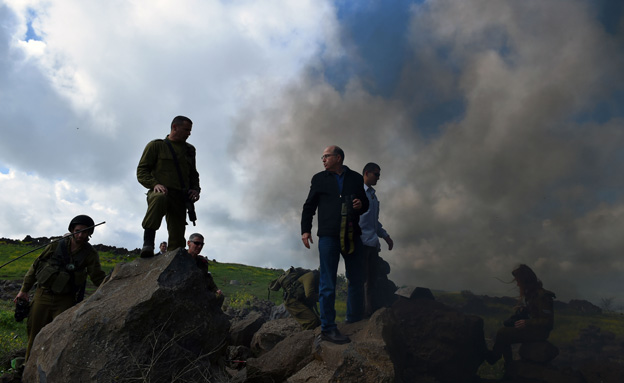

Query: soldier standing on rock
<box><xmin>14</xmin><ymin>215</ymin><xmax>106</xmax><ymax>361</ymax></box>
<box><xmin>137</xmin><ymin>115</ymin><xmax>200</xmax><ymax>258</ymax></box>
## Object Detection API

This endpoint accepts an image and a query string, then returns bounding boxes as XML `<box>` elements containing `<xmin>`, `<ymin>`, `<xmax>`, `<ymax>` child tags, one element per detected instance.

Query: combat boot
<box><xmin>141</xmin><ymin>228</ymin><xmax>156</xmax><ymax>258</ymax></box>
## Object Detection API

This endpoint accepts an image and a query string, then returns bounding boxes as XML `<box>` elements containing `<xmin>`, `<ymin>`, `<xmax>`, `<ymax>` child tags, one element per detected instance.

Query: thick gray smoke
<box><xmin>230</xmin><ymin>0</ymin><xmax>624</xmax><ymax>303</ymax></box>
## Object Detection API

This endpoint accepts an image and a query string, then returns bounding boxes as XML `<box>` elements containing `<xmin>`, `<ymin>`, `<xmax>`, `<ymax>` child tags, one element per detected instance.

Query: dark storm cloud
<box><xmin>231</xmin><ymin>0</ymin><xmax>624</xmax><ymax>303</ymax></box>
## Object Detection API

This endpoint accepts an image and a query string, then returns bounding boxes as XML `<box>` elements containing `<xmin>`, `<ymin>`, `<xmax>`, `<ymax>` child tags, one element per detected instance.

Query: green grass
<box><xmin>208</xmin><ymin>262</ymin><xmax>284</xmax><ymax>306</ymax></box>
<box><xmin>0</xmin><ymin>300</ymin><xmax>27</xmax><ymax>374</ymax></box>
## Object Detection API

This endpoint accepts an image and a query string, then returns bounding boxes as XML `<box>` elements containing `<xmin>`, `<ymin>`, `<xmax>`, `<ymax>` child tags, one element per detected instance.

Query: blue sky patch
<box><xmin>25</xmin><ymin>8</ymin><xmax>41</xmax><ymax>41</ymax></box>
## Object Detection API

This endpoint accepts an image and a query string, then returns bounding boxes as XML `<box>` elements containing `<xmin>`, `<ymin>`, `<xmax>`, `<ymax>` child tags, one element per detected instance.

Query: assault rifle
<box><xmin>186</xmin><ymin>198</ymin><xmax>197</xmax><ymax>226</ymax></box>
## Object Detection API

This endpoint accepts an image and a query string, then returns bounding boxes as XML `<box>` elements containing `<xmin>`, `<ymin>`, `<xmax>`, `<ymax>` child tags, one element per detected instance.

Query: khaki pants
<box><xmin>284</xmin><ymin>298</ymin><xmax>320</xmax><ymax>330</ymax></box>
<box><xmin>142</xmin><ymin>189</ymin><xmax>187</xmax><ymax>250</ymax></box>
<box><xmin>26</xmin><ymin>288</ymin><xmax>75</xmax><ymax>360</ymax></box>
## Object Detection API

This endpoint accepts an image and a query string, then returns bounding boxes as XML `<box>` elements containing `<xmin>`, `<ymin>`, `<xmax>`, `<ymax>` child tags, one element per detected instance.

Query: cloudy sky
<box><xmin>1</xmin><ymin>0</ymin><xmax>623</xmax><ymax>305</ymax></box>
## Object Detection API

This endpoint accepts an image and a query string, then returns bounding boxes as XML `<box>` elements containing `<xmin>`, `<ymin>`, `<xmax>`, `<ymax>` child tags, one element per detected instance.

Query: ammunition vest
<box><xmin>35</xmin><ymin>239</ymin><xmax>92</xmax><ymax>294</ymax></box>
<box><xmin>269</xmin><ymin>267</ymin><xmax>319</xmax><ymax>304</ymax></box>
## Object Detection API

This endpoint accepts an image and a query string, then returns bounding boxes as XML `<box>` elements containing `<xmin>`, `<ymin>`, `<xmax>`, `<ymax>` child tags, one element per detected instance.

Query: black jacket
<box><xmin>301</xmin><ymin>166</ymin><xmax>369</xmax><ymax>237</ymax></box>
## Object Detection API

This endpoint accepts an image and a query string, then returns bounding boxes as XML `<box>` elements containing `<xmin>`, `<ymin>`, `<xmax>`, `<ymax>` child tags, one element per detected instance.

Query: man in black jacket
<box><xmin>301</xmin><ymin>145</ymin><xmax>369</xmax><ymax>344</ymax></box>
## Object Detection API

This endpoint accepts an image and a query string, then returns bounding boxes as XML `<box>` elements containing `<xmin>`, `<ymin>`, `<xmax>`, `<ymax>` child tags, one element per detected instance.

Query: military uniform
<box><xmin>283</xmin><ymin>270</ymin><xmax>321</xmax><ymax>330</ymax></box>
<box><xmin>137</xmin><ymin>137</ymin><xmax>200</xmax><ymax>250</ymax></box>
<box><xmin>20</xmin><ymin>238</ymin><xmax>105</xmax><ymax>360</ymax></box>
<box><xmin>490</xmin><ymin>288</ymin><xmax>556</xmax><ymax>364</ymax></box>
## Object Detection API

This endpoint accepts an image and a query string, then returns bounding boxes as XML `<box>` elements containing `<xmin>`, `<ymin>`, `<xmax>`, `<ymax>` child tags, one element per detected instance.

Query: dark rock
<box><xmin>519</xmin><ymin>341</ymin><xmax>559</xmax><ymax>363</ymax></box>
<box><xmin>226</xmin><ymin>345</ymin><xmax>252</xmax><ymax>369</ymax></box>
<box><xmin>22</xmin><ymin>249</ymin><xmax>230</xmax><ymax>383</ymax></box>
<box><xmin>264</xmin><ymin>297</ymin><xmax>485</xmax><ymax>383</ymax></box>
<box><xmin>386</xmin><ymin>297</ymin><xmax>486</xmax><ymax>382</ymax></box>
<box><xmin>578</xmin><ymin>359</ymin><xmax>624</xmax><ymax>383</ymax></box>
<box><xmin>246</xmin><ymin>330</ymin><xmax>316</xmax><ymax>383</ymax></box>
<box><xmin>250</xmin><ymin>317</ymin><xmax>301</xmax><ymax>356</ymax></box>
<box><xmin>229</xmin><ymin>311</ymin><xmax>266</xmax><ymax>347</ymax></box>
<box><xmin>395</xmin><ymin>286</ymin><xmax>435</xmax><ymax>300</ymax></box>
<box><xmin>515</xmin><ymin>360</ymin><xmax>585</xmax><ymax>383</ymax></box>
<box><xmin>269</xmin><ymin>302</ymin><xmax>291</xmax><ymax>320</ymax></box>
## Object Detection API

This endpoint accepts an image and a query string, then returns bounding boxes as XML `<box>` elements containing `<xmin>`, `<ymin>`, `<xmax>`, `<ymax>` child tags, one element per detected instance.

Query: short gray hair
<box><xmin>188</xmin><ymin>233</ymin><xmax>204</xmax><ymax>242</ymax></box>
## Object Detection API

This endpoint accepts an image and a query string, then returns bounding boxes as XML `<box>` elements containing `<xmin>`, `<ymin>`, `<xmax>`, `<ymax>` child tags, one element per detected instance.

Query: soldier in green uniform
<box><xmin>14</xmin><ymin>215</ymin><xmax>106</xmax><ymax>360</ymax></box>
<box><xmin>270</xmin><ymin>267</ymin><xmax>321</xmax><ymax>330</ymax></box>
<box><xmin>486</xmin><ymin>264</ymin><xmax>556</xmax><ymax>375</ymax></box>
<box><xmin>137</xmin><ymin>115</ymin><xmax>201</xmax><ymax>258</ymax></box>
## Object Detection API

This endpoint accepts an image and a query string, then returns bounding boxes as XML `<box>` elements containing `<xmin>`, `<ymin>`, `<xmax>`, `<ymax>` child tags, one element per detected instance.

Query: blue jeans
<box><xmin>318</xmin><ymin>235</ymin><xmax>365</xmax><ymax>332</ymax></box>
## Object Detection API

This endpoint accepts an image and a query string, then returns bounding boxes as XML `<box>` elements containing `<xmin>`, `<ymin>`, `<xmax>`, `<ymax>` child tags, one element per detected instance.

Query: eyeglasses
<box><xmin>321</xmin><ymin>154</ymin><xmax>336</xmax><ymax>160</ymax></box>
<box><xmin>191</xmin><ymin>241</ymin><xmax>204</xmax><ymax>246</ymax></box>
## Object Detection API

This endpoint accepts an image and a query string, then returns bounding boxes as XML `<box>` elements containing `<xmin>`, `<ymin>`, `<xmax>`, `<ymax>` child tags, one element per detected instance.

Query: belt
<box><xmin>37</xmin><ymin>286</ymin><xmax>72</xmax><ymax>296</ymax></box>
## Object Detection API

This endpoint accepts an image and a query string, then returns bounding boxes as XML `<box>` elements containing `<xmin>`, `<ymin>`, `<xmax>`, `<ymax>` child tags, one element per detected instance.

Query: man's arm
<box><xmin>86</xmin><ymin>250</ymin><xmax>106</xmax><ymax>287</ymax></box>
<box><xmin>15</xmin><ymin>244</ymin><xmax>55</xmax><ymax>302</ymax></box>
<box><xmin>383</xmin><ymin>235</ymin><xmax>394</xmax><ymax>250</ymax></box>
<box><xmin>187</xmin><ymin>144</ymin><xmax>201</xmax><ymax>198</ymax></box>
<box><xmin>377</xmin><ymin>221</ymin><xmax>393</xmax><ymax>250</ymax></box>
<box><xmin>137</xmin><ymin>141</ymin><xmax>160</xmax><ymax>189</ymax></box>
<box><xmin>301</xmin><ymin>176</ymin><xmax>320</xmax><ymax>248</ymax></box>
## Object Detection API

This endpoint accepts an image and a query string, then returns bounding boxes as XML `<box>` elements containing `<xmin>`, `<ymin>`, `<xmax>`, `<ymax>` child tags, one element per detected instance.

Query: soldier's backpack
<box><xmin>268</xmin><ymin>266</ymin><xmax>309</xmax><ymax>301</ymax></box>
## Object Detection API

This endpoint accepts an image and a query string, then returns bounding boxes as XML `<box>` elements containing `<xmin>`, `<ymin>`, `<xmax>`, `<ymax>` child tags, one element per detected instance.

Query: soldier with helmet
<box><xmin>14</xmin><ymin>215</ymin><xmax>106</xmax><ymax>360</ymax></box>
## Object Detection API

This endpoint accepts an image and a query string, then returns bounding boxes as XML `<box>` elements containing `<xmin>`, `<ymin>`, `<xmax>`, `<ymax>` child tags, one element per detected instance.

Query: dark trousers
<box><xmin>492</xmin><ymin>326</ymin><xmax>550</xmax><ymax>363</ymax></box>
<box><xmin>318</xmin><ymin>236</ymin><xmax>365</xmax><ymax>332</ymax></box>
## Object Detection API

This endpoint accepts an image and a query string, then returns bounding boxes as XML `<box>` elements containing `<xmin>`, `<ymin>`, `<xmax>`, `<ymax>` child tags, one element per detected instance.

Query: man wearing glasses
<box><xmin>187</xmin><ymin>233</ymin><xmax>223</xmax><ymax>305</ymax></box>
<box><xmin>301</xmin><ymin>145</ymin><xmax>369</xmax><ymax>344</ymax></box>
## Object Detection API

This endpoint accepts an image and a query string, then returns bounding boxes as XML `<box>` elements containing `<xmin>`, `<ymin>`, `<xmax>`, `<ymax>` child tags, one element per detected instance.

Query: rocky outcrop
<box><xmin>250</xmin><ymin>317</ymin><xmax>301</xmax><ymax>355</ymax></box>
<box><xmin>22</xmin><ymin>249</ymin><xmax>230</xmax><ymax>383</ymax></box>
<box><xmin>233</xmin><ymin>290</ymin><xmax>486</xmax><ymax>383</ymax></box>
<box><xmin>229</xmin><ymin>311</ymin><xmax>266</xmax><ymax>348</ymax></box>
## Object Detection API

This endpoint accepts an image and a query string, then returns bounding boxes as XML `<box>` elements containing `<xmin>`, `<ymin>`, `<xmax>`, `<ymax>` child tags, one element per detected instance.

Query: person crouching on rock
<box><xmin>186</xmin><ymin>233</ymin><xmax>223</xmax><ymax>306</ymax></box>
<box><xmin>486</xmin><ymin>264</ymin><xmax>556</xmax><ymax>375</ymax></box>
<box><xmin>14</xmin><ymin>215</ymin><xmax>106</xmax><ymax>361</ymax></box>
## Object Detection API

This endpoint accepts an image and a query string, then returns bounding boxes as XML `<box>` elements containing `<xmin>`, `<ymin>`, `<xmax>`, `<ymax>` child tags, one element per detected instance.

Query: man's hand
<box><xmin>302</xmin><ymin>232</ymin><xmax>313</xmax><ymax>249</ymax></box>
<box><xmin>384</xmin><ymin>235</ymin><xmax>394</xmax><ymax>251</ymax></box>
<box><xmin>188</xmin><ymin>189</ymin><xmax>200</xmax><ymax>202</ymax></box>
<box><xmin>154</xmin><ymin>184</ymin><xmax>168</xmax><ymax>194</ymax></box>
<box><xmin>514</xmin><ymin>320</ymin><xmax>527</xmax><ymax>329</ymax></box>
<box><xmin>352</xmin><ymin>198</ymin><xmax>362</xmax><ymax>211</ymax></box>
<box><xmin>14</xmin><ymin>291</ymin><xmax>29</xmax><ymax>303</ymax></box>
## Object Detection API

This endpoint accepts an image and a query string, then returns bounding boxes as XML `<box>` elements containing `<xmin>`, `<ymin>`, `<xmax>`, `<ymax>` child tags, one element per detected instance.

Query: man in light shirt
<box><xmin>360</xmin><ymin>162</ymin><xmax>394</xmax><ymax>317</ymax></box>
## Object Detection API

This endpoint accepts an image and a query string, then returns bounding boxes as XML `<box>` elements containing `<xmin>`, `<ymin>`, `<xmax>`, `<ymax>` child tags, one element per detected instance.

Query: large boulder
<box><xmin>229</xmin><ymin>311</ymin><xmax>266</xmax><ymax>348</ymax></box>
<box><xmin>386</xmin><ymin>294</ymin><xmax>486</xmax><ymax>383</ymax></box>
<box><xmin>250</xmin><ymin>317</ymin><xmax>301</xmax><ymax>356</ymax></box>
<box><xmin>241</xmin><ymin>288</ymin><xmax>485</xmax><ymax>383</ymax></box>
<box><xmin>23</xmin><ymin>249</ymin><xmax>230</xmax><ymax>383</ymax></box>
<box><xmin>519</xmin><ymin>340</ymin><xmax>559</xmax><ymax>363</ymax></box>
<box><xmin>245</xmin><ymin>329</ymin><xmax>316</xmax><ymax>382</ymax></box>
